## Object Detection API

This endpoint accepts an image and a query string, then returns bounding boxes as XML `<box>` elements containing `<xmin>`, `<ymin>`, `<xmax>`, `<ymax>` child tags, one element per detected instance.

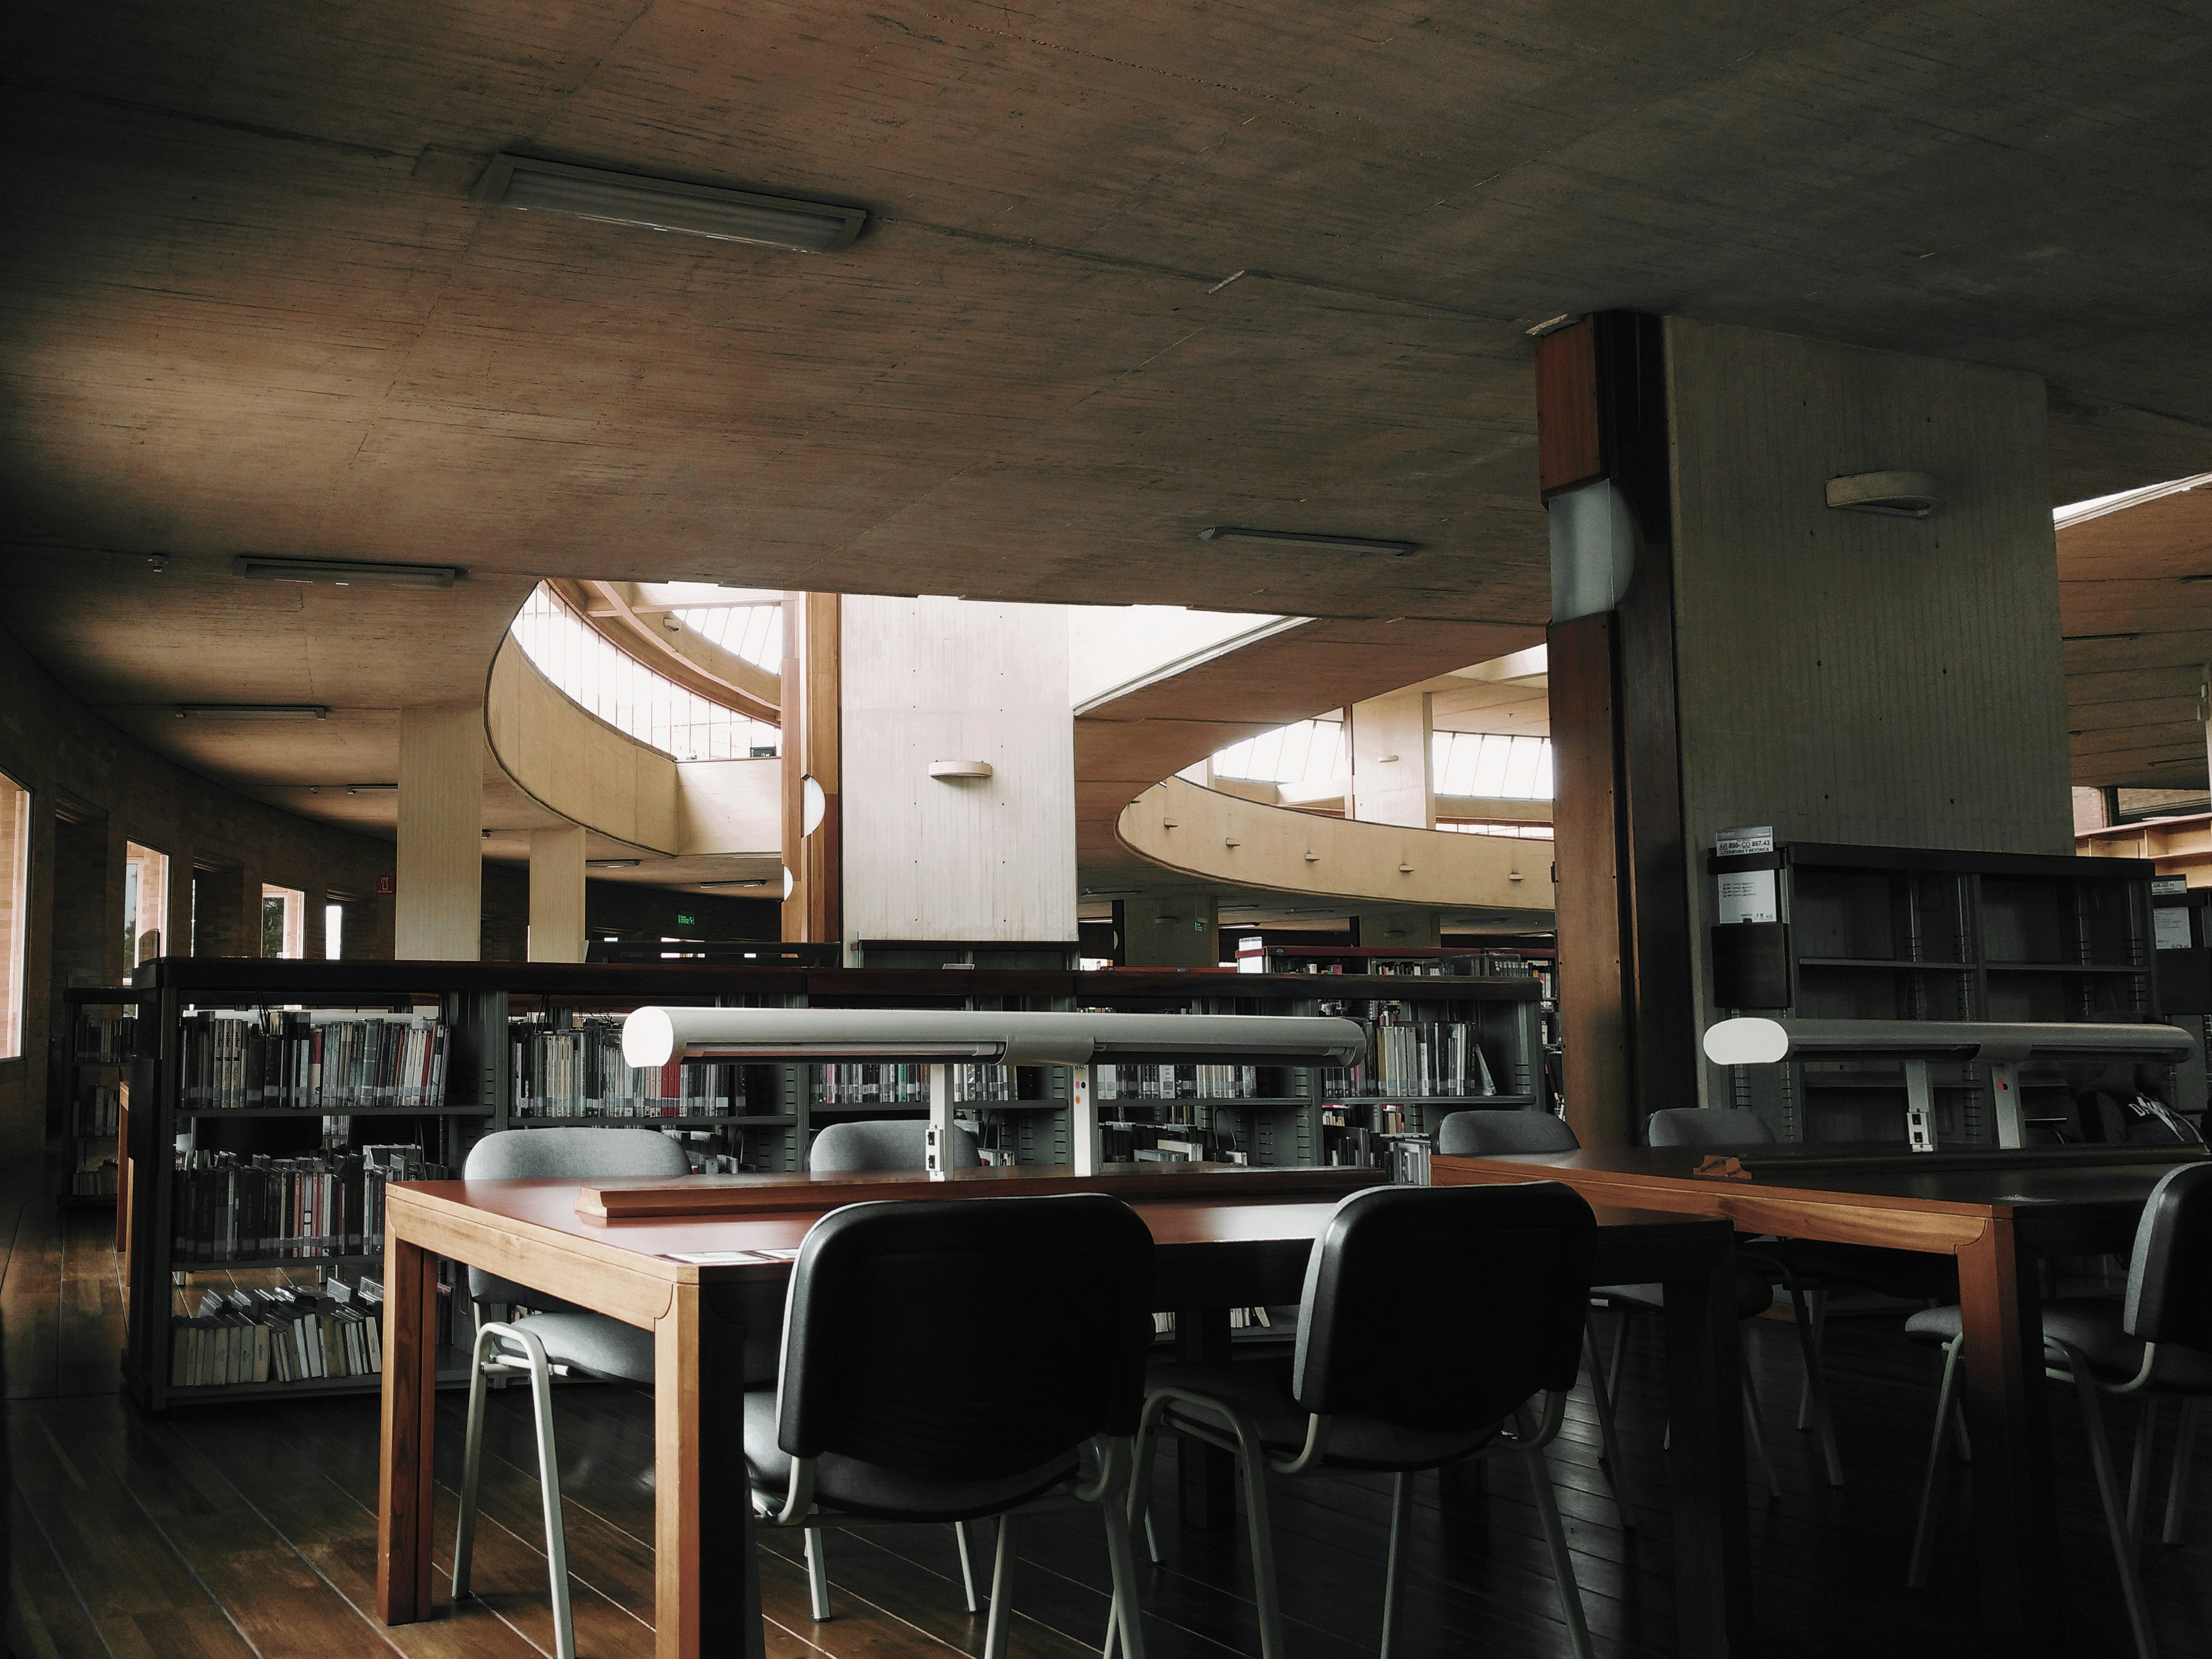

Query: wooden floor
<box><xmin>6</xmin><ymin>1154</ymin><xmax>2212</xmax><ymax>1659</ymax></box>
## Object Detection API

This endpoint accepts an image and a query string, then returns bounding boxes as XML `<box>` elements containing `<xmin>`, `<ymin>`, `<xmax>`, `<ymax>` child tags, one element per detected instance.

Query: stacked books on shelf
<box><xmin>75</xmin><ymin>1010</ymin><xmax>137</xmax><ymax>1063</ymax></box>
<box><xmin>1098</xmin><ymin>1123</ymin><xmax>1240</xmax><ymax>1165</ymax></box>
<box><xmin>814</xmin><ymin>1062</ymin><xmax>1015</xmax><ymax>1105</ymax></box>
<box><xmin>1096</xmin><ymin>1063</ymin><xmax>1260</xmax><ymax>1101</ymax></box>
<box><xmin>511</xmin><ymin>1013</ymin><xmax>743</xmax><ymax>1118</ymax></box>
<box><xmin>1319</xmin><ymin>1108</ymin><xmax>1432</xmax><ymax>1180</ymax></box>
<box><xmin>171</xmin><ymin>1144</ymin><xmax>445</xmax><ymax>1263</ymax></box>
<box><xmin>181</xmin><ymin>1009</ymin><xmax>449</xmax><ymax>1111</ymax></box>
<box><xmin>168</xmin><ymin>1277</ymin><xmax>385</xmax><ymax>1387</ymax></box>
<box><xmin>1322</xmin><ymin>1014</ymin><xmax>1496</xmax><ymax>1098</ymax></box>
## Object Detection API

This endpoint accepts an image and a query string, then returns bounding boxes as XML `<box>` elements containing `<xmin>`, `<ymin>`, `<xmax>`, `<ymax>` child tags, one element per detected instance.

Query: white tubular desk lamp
<box><xmin>1702</xmin><ymin>1017</ymin><xmax>2198</xmax><ymax>1151</ymax></box>
<box><xmin>623</xmin><ymin>1007</ymin><xmax>1367</xmax><ymax>1174</ymax></box>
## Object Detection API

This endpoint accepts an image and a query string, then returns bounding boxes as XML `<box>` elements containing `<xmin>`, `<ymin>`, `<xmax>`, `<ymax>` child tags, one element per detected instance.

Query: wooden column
<box><xmin>527</xmin><ymin>825</ymin><xmax>587</xmax><ymax>962</ymax></box>
<box><xmin>395</xmin><ymin>702</ymin><xmax>482</xmax><ymax>961</ymax></box>
<box><xmin>781</xmin><ymin>593</ymin><xmax>842</xmax><ymax>950</ymax></box>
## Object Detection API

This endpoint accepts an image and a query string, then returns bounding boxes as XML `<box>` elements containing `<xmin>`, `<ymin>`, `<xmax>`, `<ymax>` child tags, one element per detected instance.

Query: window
<box><xmin>668</xmin><ymin>602</ymin><xmax>784</xmax><ymax>671</ymax></box>
<box><xmin>325</xmin><ymin>902</ymin><xmax>344</xmax><ymax>962</ymax></box>
<box><xmin>509</xmin><ymin>584</ymin><xmax>779</xmax><ymax>761</ymax></box>
<box><xmin>0</xmin><ymin>773</ymin><xmax>25</xmax><ymax>1058</ymax></box>
<box><xmin>261</xmin><ymin>886</ymin><xmax>305</xmax><ymax>959</ymax></box>
<box><xmin>1431</xmin><ymin>731</ymin><xmax>1554</xmax><ymax>800</ymax></box>
<box><xmin>1212</xmin><ymin>717</ymin><xmax>1349</xmax><ymax>785</ymax></box>
<box><xmin>1438</xmin><ymin>820</ymin><xmax>1555</xmax><ymax>839</ymax></box>
<box><xmin>124</xmin><ymin>843</ymin><xmax>169</xmax><ymax>969</ymax></box>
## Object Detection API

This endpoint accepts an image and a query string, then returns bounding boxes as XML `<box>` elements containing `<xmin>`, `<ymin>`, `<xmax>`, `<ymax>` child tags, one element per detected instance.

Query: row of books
<box><xmin>815</xmin><ymin>1062</ymin><xmax>1016</xmax><ymax>1105</ymax></box>
<box><xmin>512</xmin><ymin>1017</ymin><xmax>743</xmax><ymax>1117</ymax></box>
<box><xmin>169</xmin><ymin>1279</ymin><xmax>384</xmax><ymax>1387</ymax></box>
<box><xmin>73</xmin><ymin>1011</ymin><xmax>137</xmax><ymax>1064</ymax></box>
<box><xmin>171</xmin><ymin>1145</ymin><xmax>445</xmax><ymax>1263</ymax></box>
<box><xmin>1318</xmin><ymin>1123</ymin><xmax>1432</xmax><ymax>1183</ymax></box>
<box><xmin>70</xmin><ymin>1147</ymin><xmax>119</xmax><ymax>1197</ymax></box>
<box><xmin>181</xmin><ymin>1010</ymin><xmax>449</xmax><ymax>1110</ymax></box>
<box><xmin>1099</xmin><ymin>1123</ymin><xmax>1235</xmax><ymax>1164</ymax></box>
<box><xmin>72</xmin><ymin>1083</ymin><xmax>122</xmax><ymax>1137</ymax></box>
<box><xmin>1322</xmin><ymin>1018</ymin><xmax>1499</xmax><ymax>1099</ymax></box>
<box><xmin>1096</xmin><ymin>1064</ymin><xmax>1263</xmax><ymax>1101</ymax></box>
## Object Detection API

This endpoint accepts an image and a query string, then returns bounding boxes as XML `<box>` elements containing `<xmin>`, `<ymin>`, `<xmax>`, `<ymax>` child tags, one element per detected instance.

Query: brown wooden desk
<box><xmin>1437</xmin><ymin>1144</ymin><xmax>2208</xmax><ymax>1659</ymax></box>
<box><xmin>377</xmin><ymin>1172</ymin><xmax>1750</xmax><ymax>1659</ymax></box>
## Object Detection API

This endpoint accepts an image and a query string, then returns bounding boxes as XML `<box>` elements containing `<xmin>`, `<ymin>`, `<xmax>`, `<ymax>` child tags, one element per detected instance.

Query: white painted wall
<box><xmin>843</xmin><ymin>596</ymin><xmax>1077</xmax><ymax>947</ymax></box>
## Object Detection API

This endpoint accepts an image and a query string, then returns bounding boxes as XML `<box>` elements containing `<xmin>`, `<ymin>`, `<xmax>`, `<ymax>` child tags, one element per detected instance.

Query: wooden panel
<box><xmin>1536</xmin><ymin>318</ymin><xmax>1603</xmax><ymax>497</ymax></box>
<box><xmin>782</xmin><ymin>593</ymin><xmax>842</xmax><ymax>948</ymax></box>
<box><xmin>839</xmin><ymin>596</ymin><xmax>1075</xmax><ymax>948</ymax></box>
<box><xmin>394</xmin><ymin>702</ymin><xmax>483</xmax><ymax>961</ymax></box>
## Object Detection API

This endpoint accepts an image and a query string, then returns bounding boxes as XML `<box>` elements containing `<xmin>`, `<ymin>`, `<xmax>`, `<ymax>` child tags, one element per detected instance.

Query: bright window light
<box><xmin>1438</xmin><ymin>820</ymin><xmax>1555</xmax><ymax>839</ymax></box>
<box><xmin>0</xmin><ymin>774</ymin><xmax>24</xmax><ymax>1056</ymax></box>
<box><xmin>1433</xmin><ymin>732</ymin><xmax>1554</xmax><ymax>800</ymax></box>
<box><xmin>670</xmin><ymin>603</ymin><xmax>784</xmax><ymax>671</ymax></box>
<box><xmin>511</xmin><ymin>585</ymin><xmax>779</xmax><ymax>760</ymax></box>
<box><xmin>325</xmin><ymin>902</ymin><xmax>344</xmax><ymax>962</ymax></box>
<box><xmin>262</xmin><ymin>885</ymin><xmax>306</xmax><ymax>959</ymax></box>
<box><xmin>1212</xmin><ymin>717</ymin><xmax>1348</xmax><ymax>784</ymax></box>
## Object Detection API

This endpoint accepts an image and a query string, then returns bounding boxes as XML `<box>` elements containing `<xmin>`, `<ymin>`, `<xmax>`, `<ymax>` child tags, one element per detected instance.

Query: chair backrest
<box><xmin>1291</xmin><ymin>1183</ymin><xmax>1594</xmax><ymax>1430</ymax></box>
<box><xmin>1437</xmin><ymin>1109</ymin><xmax>1580</xmax><ymax>1157</ymax></box>
<box><xmin>809</xmin><ymin>1118</ymin><xmax>979</xmax><ymax>1173</ymax></box>
<box><xmin>1645</xmin><ymin>1107</ymin><xmax>1776</xmax><ymax>1149</ymax></box>
<box><xmin>2125</xmin><ymin>1161</ymin><xmax>2212</xmax><ymax>1346</ymax></box>
<box><xmin>777</xmin><ymin>1194</ymin><xmax>1154</xmax><ymax>1477</ymax></box>
<box><xmin>464</xmin><ymin>1128</ymin><xmax>690</xmax><ymax>1305</ymax></box>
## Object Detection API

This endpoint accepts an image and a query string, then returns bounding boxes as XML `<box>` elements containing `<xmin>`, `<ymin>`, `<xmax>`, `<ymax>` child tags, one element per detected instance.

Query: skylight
<box><xmin>510</xmin><ymin>585</ymin><xmax>778</xmax><ymax>762</ymax></box>
<box><xmin>671</xmin><ymin>603</ymin><xmax>783</xmax><ymax>671</ymax></box>
<box><xmin>1212</xmin><ymin>718</ymin><xmax>1348</xmax><ymax>785</ymax></box>
<box><xmin>1433</xmin><ymin>732</ymin><xmax>1553</xmax><ymax>800</ymax></box>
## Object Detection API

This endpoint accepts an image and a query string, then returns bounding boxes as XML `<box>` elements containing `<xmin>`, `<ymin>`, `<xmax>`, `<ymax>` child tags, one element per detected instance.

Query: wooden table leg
<box><xmin>1176</xmin><ymin>1306</ymin><xmax>1237</xmax><ymax>1530</ymax></box>
<box><xmin>1957</xmin><ymin>1218</ymin><xmax>2058</xmax><ymax>1659</ymax></box>
<box><xmin>376</xmin><ymin>1233</ymin><xmax>439</xmax><ymax>1625</ymax></box>
<box><xmin>656</xmin><ymin>1282</ymin><xmax>757</xmax><ymax>1659</ymax></box>
<box><xmin>1663</xmin><ymin>1245</ymin><xmax>1752</xmax><ymax>1658</ymax></box>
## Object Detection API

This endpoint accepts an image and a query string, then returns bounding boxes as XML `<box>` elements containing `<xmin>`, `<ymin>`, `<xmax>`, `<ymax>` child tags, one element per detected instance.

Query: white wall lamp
<box><xmin>801</xmin><ymin>776</ymin><xmax>827</xmax><ymax>833</ymax></box>
<box><xmin>1824</xmin><ymin>471</ymin><xmax>1943</xmax><ymax>519</ymax></box>
<box><xmin>927</xmin><ymin>760</ymin><xmax>994</xmax><ymax>781</ymax></box>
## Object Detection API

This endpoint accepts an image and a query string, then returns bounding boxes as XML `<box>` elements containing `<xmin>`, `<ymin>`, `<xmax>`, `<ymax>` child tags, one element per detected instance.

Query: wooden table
<box><xmin>376</xmin><ymin>1170</ymin><xmax>1750</xmax><ymax>1659</ymax></box>
<box><xmin>1437</xmin><ymin>1144</ymin><xmax>2209</xmax><ymax>1659</ymax></box>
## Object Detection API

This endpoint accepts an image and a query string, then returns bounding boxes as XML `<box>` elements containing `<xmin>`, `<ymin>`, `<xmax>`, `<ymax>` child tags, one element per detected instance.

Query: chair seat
<box><xmin>1904</xmin><ymin>1298</ymin><xmax>2212</xmax><ymax>1392</ymax></box>
<box><xmin>742</xmin><ymin>1387</ymin><xmax>1080</xmax><ymax>1522</ymax></box>
<box><xmin>1146</xmin><ymin>1356</ymin><xmax>1503</xmax><ymax>1472</ymax></box>
<box><xmin>501</xmin><ymin>1312</ymin><xmax>656</xmax><ymax>1384</ymax></box>
<box><xmin>1595</xmin><ymin>1270</ymin><xmax>1774</xmax><ymax>1321</ymax></box>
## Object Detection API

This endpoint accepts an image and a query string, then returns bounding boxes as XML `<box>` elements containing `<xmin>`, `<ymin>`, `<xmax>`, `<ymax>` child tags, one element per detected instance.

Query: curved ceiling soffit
<box><xmin>1117</xmin><ymin>777</ymin><xmax>1553</xmax><ymax>915</ymax></box>
<box><xmin>550</xmin><ymin>577</ymin><xmax>781</xmax><ymax>724</ymax></box>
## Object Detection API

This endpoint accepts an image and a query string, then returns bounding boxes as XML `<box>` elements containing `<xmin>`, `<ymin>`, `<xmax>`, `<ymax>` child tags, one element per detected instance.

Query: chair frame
<box><xmin>454</xmin><ymin>1320</ymin><xmax>580</xmax><ymax>1659</ymax></box>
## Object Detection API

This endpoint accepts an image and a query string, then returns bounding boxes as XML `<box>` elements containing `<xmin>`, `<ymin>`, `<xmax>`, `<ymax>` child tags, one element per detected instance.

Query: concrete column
<box><xmin>1540</xmin><ymin>311</ymin><xmax>2070</xmax><ymax>1141</ymax></box>
<box><xmin>1352</xmin><ymin>909</ymin><xmax>1442</xmax><ymax>949</ymax></box>
<box><xmin>528</xmin><ymin>825</ymin><xmax>587</xmax><ymax>962</ymax></box>
<box><xmin>781</xmin><ymin>592</ymin><xmax>842</xmax><ymax>947</ymax></box>
<box><xmin>1349</xmin><ymin>690</ymin><xmax>1434</xmax><ymax>828</ymax></box>
<box><xmin>395</xmin><ymin>702</ymin><xmax>483</xmax><ymax>961</ymax></box>
<box><xmin>1118</xmin><ymin>894</ymin><xmax>1219</xmax><ymax>967</ymax></box>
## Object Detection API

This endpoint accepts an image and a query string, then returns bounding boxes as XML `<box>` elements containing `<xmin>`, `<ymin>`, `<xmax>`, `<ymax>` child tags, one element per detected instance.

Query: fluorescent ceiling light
<box><xmin>698</xmin><ymin>878</ymin><xmax>769</xmax><ymax>888</ymax></box>
<box><xmin>476</xmin><ymin>154</ymin><xmax>866</xmax><ymax>255</ymax></box>
<box><xmin>175</xmin><ymin>704</ymin><xmax>328</xmax><ymax>720</ymax></box>
<box><xmin>1197</xmin><ymin>527</ymin><xmax>1418</xmax><ymax>558</ymax></box>
<box><xmin>587</xmin><ymin>858</ymin><xmax>642</xmax><ymax>869</ymax></box>
<box><xmin>233</xmin><ymin>555</ymin><xmax>459</xmax><ymax>588</ymax></box>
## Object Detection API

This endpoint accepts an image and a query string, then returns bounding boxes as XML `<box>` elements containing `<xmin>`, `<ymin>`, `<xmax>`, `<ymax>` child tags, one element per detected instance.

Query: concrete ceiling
<box><xmin>6</xmin><ymin>0</ymin><xmax>2212</xmax><ymax>856</ymax></box>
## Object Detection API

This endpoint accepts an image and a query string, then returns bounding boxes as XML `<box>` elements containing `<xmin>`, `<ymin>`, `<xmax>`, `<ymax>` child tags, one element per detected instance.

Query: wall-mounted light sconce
<box><xmin>1825</xmin><ymin>471</ymin><xmax>1942</xmax><ymax>519</ymax></box>
<box><xmin>927</xmin><ymin>760</ymin><xmax>993</xmax><ymax>780</ymax></box>
<box><xmin>801</xmin><ymin>776</ymin><xmax>826</xmax><ymax>833</ymax></box>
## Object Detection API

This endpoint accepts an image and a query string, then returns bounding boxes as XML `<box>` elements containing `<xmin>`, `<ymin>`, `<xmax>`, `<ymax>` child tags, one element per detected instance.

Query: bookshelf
<box><xmin>1706</xmin><ymin>842</ymin><xmax>2166</xmax><ymax>1145</ymax></box>
<box><xmin>121</xmin><ymin>957</ymin><xmax>1547</xmax><ymax>1409</ymax></box>
<box><xmin>55</xmin><ymin>988</ymin><xmax>137</xmax><ymax>1208</ymax></box>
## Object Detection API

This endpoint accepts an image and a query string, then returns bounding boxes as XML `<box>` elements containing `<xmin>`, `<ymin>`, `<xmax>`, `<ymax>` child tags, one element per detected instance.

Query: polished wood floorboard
<box><xmin>5</xmin><ymin>1153</ymin><xmax>2212</xmax><ymax>1657</ymax></box>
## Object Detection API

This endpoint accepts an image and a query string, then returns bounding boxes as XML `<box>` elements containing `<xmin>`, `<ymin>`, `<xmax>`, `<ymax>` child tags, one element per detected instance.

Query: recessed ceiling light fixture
<box><xmin>1197</xmin><ymin>527</ymin><xmax>1418</xmax><ymax>558</ymax></box>
<box><xmin>234</xmin><ymin>555</ymin><xmax>460</xmax><ymax>588</ymax></box>
<box><xmin>175</xmin><ymin>704</ymin><xmax>328</xmax><ymax>720</ymax></box>
<box><xmin>474</xmin><ymin>154</ymin><xmax>866</xmax><ymax>255</ymax></box>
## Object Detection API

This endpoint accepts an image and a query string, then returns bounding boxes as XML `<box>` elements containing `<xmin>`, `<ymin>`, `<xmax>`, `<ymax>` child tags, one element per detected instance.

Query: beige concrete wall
<box><xmin>396</xmin><ymin>703</ymin><xmax>483</xmax><ymax>960</ymax></box>
<box><xmin>485</xmin><ymin>640</ymin><xmax>682</xmax><ymax>854</ymax></box>
<box><xmin>673</xmin><ymin>759</ymin><xmax>781</xmax><ymax>856</ymax></box>
<box><xmin>1117</xmin><ymin>777</ymin><xmax>1553</xmax><ymax>915</ymax></box>
<box><xmin>1121</xmin><ymin>893</ymin><xmax>1222</xmax><ymax>966</ymax></box>
<box><xmin>1349</xmin><ymin>689</ymin><xmax>1434</xmax><ymax>828</ymax></box>
<box><xmin>839</xmin><ymin>596</ymin><xmax>1077</xmax><ymax>946</ymax></box>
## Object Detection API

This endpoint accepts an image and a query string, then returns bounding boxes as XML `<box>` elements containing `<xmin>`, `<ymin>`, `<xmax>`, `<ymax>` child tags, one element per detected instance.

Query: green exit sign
<box><xmin>676</xmin><ymin>913</ymin><xmax>697</xmax><ymax>927</ymax></box>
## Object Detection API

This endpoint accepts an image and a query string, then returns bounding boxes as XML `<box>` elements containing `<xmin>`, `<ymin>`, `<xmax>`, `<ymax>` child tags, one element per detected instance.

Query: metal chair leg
<box><xmin>1238</xmin><ymin>1435</ymin><xmax>1286</xmax><ymax>1659</ymax></box>
<box><xmin>1786</xmin><ymin>1279</ymin><xmax>1844</xmax><ymax>1486</ymax></box>
<box><xmin>1741</xmin><ymin>1354</ymin><xmax>1781</xmax><ymax>1501</ymax></box>
<box><xmin>452</xmin><ymin>1325</ymin><xmax>496</xmax><ymax>1601</ymax></box>
<box><xmin>2129</xmin><ymin>1396</ymin><xmax>2164</xmax><ymax>1541</ymax></box>
<box><xmin>2163</xmin><ymin>1396</ymin><xmax>2201</xmax><ymax>1547</ymax></box>
<box><xmin>1099</xmin><ymin>1484</ymin><xmax>1150</xmax><ymax>1659</ymax></box>
<box><xmin>1796</xmin><ymin>1284</ymin><xmax>1828</xmax><ymax>1431</ymax></box>
<box><xmin>1908</xmin><ymin>1336</ymin><xmax>1963</xmax><ymax>1588</ymax></box>
<box><xmin>804</xmin><ymin>1525</ymin><xmax>832</xmax><ymax>1622</ymax></box>
<box><xmin>1379</xmin><ymin>1471</ymin><xmax>1413</xmax><ymax>1659</ymax></box>
<box><xmin>517</xmin><ymin>1332</ymin><xmax>577</xmax><ymax>1659</ymax></box>
<box><xmin>983</xmin><ymin>1512</ymin><xmax>1019</xmax><ymax>1659</ymax></box>
<box><xmin>2067</xmin><ymin>1354</ymin><xmax>2159</xmax><ymax>1659</ymax></box>
<box><xmin>1518</xmin><ymin>1409</ymin><xmax>1596</xmax><ymax>1659</ymax></box>
<box><xmin>1127</xmin><ymin>1398</ymin><xmax>1169</xmax><ymax>1566</ymax></box>
<box><xmin>955</xmin><ymin>1521</ymin><xmax>980</xmax><ymax>1614</ymax></box>
<box><xmin>1582</xmin><ymin>1316</ymin><xmax>1637</xmax><ymax>1531</ymax></box>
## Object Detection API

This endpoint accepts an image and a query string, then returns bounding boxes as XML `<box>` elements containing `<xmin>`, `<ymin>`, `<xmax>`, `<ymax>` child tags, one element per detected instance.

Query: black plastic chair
<box><xmin>748</xmin><ymin>1193</ymin><xmax>1156</xmax><ymax>1659</ymax></box>
<box><xmin>1125</xmin><ymin>1183</ymin><xmax>1599</xmax><ymax>1659</ymax></box>
<box><xmin>1906</xmin><ymin>1161</ymin><xmax>2212</xmax><ymax>1658</ymax></box>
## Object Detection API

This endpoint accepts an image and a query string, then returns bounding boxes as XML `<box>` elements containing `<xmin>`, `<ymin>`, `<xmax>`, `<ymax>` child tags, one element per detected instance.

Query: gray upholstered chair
<box><xmin>810</xmin><ymin>1116</ymin><xmax>979</xmax><ymax>1173</ymax></box>
<box><xmin>452</xmin><ymin>1127</ymin><xmax>690</xmax><ymax>1659</ymax></box>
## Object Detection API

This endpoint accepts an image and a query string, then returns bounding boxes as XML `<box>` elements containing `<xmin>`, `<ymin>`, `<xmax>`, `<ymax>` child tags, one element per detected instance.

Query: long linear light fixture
<box><xmin>234</xmin><ymin>555</ymin><xmax>460</xmax><ymax>589</ymax></box>
<box><xmin>475</xmin><ymin>154</ymin><xmax>867</xmax><ymax>255</ymax></box>
<box><xmin>175</xmin><ymin>704</ymin><xmax>328</xmax><ymax>721</ymax></box>
<box><xmin>1198</xmin><ymin>526</ymin><xmax>1419</xmax><ymax>558</ymax></box>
